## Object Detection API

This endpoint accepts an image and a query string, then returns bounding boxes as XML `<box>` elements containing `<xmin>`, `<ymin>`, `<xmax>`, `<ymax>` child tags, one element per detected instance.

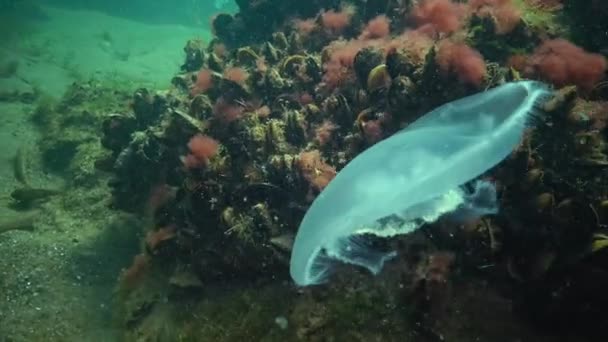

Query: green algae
<box><xmin>513</xmin><ymin>0</ymin><xmax>565</xmax><ymax>36</ymax></box>
<box><xmin>468</xmin><ymin>1</ymin><xmax>566</xmax><ymax>63</ymax></box>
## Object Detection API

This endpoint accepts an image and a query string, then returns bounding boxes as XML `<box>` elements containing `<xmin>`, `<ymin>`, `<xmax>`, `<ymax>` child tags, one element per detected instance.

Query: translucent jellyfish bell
<box><xmin>289</xmin><ymin>81</ymin><xmax>552</xmax><ymax>286</ymax></box>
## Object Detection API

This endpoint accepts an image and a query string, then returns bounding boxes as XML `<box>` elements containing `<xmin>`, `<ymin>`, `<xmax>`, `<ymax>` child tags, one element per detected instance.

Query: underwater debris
<box><xmin>290</xmin><ymin>81</ymin><xmax>551</xmax><ymax>286</ymax></box>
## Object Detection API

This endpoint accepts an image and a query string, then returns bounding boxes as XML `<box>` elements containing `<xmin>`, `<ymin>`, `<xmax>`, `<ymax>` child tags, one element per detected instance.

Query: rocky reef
<box><xmin>87</xmin><ymin>0</ymin><xmax>608</xmax><ymax>340</ymax></box>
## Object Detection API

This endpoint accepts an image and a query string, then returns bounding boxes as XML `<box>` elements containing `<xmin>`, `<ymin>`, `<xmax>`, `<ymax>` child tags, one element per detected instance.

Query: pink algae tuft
<box><xmin>411</xmin><ymin>0</ymin><xmax>466</xmax><ymax>36</ymax></box>
<box><xmin>437</xmin><ymin>41</ymin><xmax>487</xmax><ymax>86</ymax></box>
<box><xmin>182</xmin><ymin>134</ymin><xmax>219</xmax><ymax>169</ymax></box>
<box><xmin>525</xmin><ymin>39</ymin><xmax>607</xmax><ymax>91</ymax></box>
<box><xmin>320</xmin><ymin>8</ymin><xmax>353</xmax><ymax>34</ymax></box>
<box><xmin>191</xmin><ymin>69</ymin><xmax>213</xmax><ymax>96</ymax></box>
<box><xmin>296</xmin><ymin>150</ymin><xmax>337</xmax><ymax>192</ymax></box>
<box><xmin>359</xmin><ymin>15</ymin><xmax>391</xmax><ymax>40</ymax></box>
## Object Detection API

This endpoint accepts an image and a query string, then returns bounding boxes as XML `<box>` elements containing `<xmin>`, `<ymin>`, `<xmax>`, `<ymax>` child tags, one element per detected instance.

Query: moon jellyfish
<box><xmin>290</xmin><ymin>81</ymin><xmax>552</xmax><ymax>286</ymax></box>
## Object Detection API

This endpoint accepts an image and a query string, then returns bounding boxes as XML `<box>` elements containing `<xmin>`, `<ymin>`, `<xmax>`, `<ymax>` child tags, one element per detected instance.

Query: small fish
<box><xmin>0</xmin><ymin>213</ymin><xmax>36</xmax><ymax>234</ymax></box>
<box><xmin>10</xmin><ymin>187</ymin><xmax>62</xmax><ymax>205</ymax></box>
<box><xmin>12</xmin><ymin>145</ymin><xmax>30</xmax><ymax>186</ymax></box>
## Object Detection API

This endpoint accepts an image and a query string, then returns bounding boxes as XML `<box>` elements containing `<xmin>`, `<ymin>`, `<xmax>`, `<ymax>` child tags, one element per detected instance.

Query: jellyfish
<box><xmin>290</xmin><ymin>80</ymin><xmax>552</xmax><ymax>286</ymax></box>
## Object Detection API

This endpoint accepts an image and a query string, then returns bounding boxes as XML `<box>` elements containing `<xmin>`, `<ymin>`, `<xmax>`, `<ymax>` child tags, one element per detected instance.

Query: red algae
<box><xmin>213</xmin><ymin>42</ymin><xmax>227</xmax><ymax>58</ymax></box>
<box><xmin>298</xmin><ymin>92</ymin><xmax>314</xmax><ymax>105</ymax></box>
<box><xmin>255</xmin><ymin>105</ymin><xmax>271</xmax><ymax>118</ymax></box>
<box><xmin>120</xmin><ymin>253</ymin><xmax>150</xmax><ymax>291</ymax></box>
<box><xmin>182</xmin><ymin>154</ymin><xmax>203</xmax><ymax>169</ymax></box>
<box><xmin>493</xmin><ymin>6</ymin><xmax>520</xmax><ymax>34</ymax></box>
<box><xmin>315</xmin><ymin>120</ymin><xmax>338</xmax><ymax>146</ymax></box>
<box><xmin>386</xmin><ymin>30</ymin><xmax>434</xmax><ymax>65</ymax></box>
<box><xmin>322</xmin><ymin>39</ymin><xmax>373</xmax><ymax>87</ymax></box>
<box><xmin>359</xmin><ymin>15</ymin><xmax>391</xmax><ymax>40</ymax></box>
<box><xmin>296</xmin><ymin>150</ymin><xmax>336</xmax><ymax>192</ymax></box>
<box><xmin>183</xmin><ymin>134</ymin><xmax>219</xmax><ymax>169</ymax></box>
<box><xmin>525</xmin><ymin>39</ymin><xmax>607</xmax><ymax>91</ymax></box>
<box><xmin>145</xmin><ymin>184</ymin><xmax>176</xmax><ymax>215</ymax></box>
<box><xmin>145</xmin><ymin>225</ymin><xmax>177</xmax><ymax>251</ymax></box>
<box><xmin>293</xmin><ymin>18</ymin><xmax>317</xmax><ymax>36</ymax></box>
<box><xmin>320</xmin><ymin>8</ymin><xmax>353</xmax><ymax>34</ymax></box>
<box><xmin>223</xmin><ymin>67</ymin><xmax>249</xmax><ymax>85</ymax></box>
<box><xmin>437</xmin><ymin>41</ymin><xmax>487</xmax><ymax>86</ymax></box>
<box><xmin>322</xmin><ymin>27</ymin><xmax>434</xmax><ymax>88</ymax></box>
<box><xmin>213</xmin><ymin>97</ymin><xmax>245</xmax><ymax>123</ymax></box>
<box><xmin>361</xmin><ymin>119</ymin><xmax>383</xmax><ymax>143</ymax></box>
<box><xmin>191</xmin><ymin>69</ymin><xmax>213</xmax><ymax>96</ymax></box>
<box><xmin>411</xmin><ymin>0</ymin><xmax>465</xmax><ymax>36</ymax></box>
<box><xmin>506</xmin><ymin>54</ymin><xmax>528</xmax><ymax>72</ymax></box>
<box><xmin>255</xmin><ymin>57</ymin><xmax>268</xmax><ymax>72</ymax></box>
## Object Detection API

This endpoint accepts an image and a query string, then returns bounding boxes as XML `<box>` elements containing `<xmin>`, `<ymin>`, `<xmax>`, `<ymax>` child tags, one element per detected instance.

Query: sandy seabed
<box><xmin>0</xmin><ymin>6</ymin><xmax>209</xmax><ymax>340</ymax></box>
